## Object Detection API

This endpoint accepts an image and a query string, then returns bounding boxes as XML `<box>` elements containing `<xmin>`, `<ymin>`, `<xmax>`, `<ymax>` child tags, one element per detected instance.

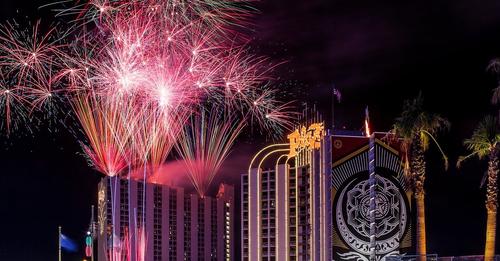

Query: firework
<box><xmin>264</xmin><ymin>101</ymin><xmax>299</xmax><ymax>135</ymax></box>
<box><xmin>71</xmin><ymin>93</ymin><xmax>132</xmax><ymax>177</ymax></box>
<box><xmin>0</xmin><ymin>0</ymin><xmax>293</xmax><ymax>136</ymax></box>
<box><xmin>135</xmin><ymin>227</ymin><xmax>147</xmax><ymax>261</ymax></box>
<box><xmin>176</xmin><ymin>108</ymin><xmax>245</xmax><ymax>197</ymax></box>
<box><xmin>108</xmin><ymin>228</ymin><xmax>131</xmax><ymax>261</ymax></box>
<box><xmin>0</xmin><ymin>0</ymin><xmax>296</xmax><ymax>258</ymax></box>
<box><xmin>0</xmin><ymin>83</ymin><xmax>29</xmax><ymax>135</ymax></box>
<box><xmin>0</xmin><ymin>20</ymin><xmax>68</xmax><ymax>133</ymax></box>
<box><xmin>62</xmin><ymin>0</ymin><xmax>292</xmax><ymax>179</ymax></box>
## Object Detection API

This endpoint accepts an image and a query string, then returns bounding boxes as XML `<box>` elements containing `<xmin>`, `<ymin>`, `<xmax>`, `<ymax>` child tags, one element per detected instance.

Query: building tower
<box><xmin>97</xmin><ymin>177</ymin><xmax>234</xmax><ymax>261</ymax></box>
<box><xmin>242</xmin><ymin>122</ymin><xmax>332</xmax><ymax>261</ymax></box>
<box><xmin>242</xmin><ymin>122</ymin><xmax>414</xmax><ymax>261</ymax></box>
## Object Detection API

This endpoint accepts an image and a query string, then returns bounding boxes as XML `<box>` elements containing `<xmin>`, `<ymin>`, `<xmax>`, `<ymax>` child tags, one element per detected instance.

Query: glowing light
<box><xmin>365</xmin><ymin>119</ymin><xmax>371</xmax><ymax>137</ymax></box>
<box><xmin>288</xmin><ymin>123</ymin><xmax>325</xmax><ymax>157</ymax></box>
<box><xmin>156</xmin><ymin>84</ymin><xmax>172</xmax><ymax>109</ymax></box>
<box><xmin>0</xmin><ymin>4</ymin><xmax>296</xmax><ymax>250</ymax></box>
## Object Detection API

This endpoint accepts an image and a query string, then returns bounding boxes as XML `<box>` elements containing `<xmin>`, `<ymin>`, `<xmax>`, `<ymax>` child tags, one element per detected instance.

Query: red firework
<box><xmin>0</xmin><ymin>0</ymin><xmax>296</xmax><ymax>192</ymax></box>
<box><xmin>0</xmin><ymin>1</ymin><xmax>298</xmax><ymax>260</ymax></box>
<box><xmin>176</xmin><ymin>108</ymin><xmax>245</xmax><ymax>197</ymax></box>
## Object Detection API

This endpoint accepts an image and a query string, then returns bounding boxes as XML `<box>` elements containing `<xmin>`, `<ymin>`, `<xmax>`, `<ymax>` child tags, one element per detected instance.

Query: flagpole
<box><xmin>58</xmin><ymin>226</ymin><xmax>62</xmax><ymax>261</ymax></box>
<box><xmin>332</xmin><ymin>85</ymin><xmax>335</xmax><ymax>130</ymax></box>
<box><xmin>91</xmin><ymin>205</ymin><xmax>95</xmax><ymax>261</ymax></box>
<box><xmin>365</xmin><ymin>106</ymin><xmax>377</xmax><ymax>261</ymax></box>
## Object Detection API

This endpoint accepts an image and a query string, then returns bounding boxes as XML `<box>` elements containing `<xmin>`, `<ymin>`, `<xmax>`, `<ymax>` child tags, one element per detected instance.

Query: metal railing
<box><xmin>386</xmin><ymin>254</ymin><xmax>439</xmax><ymax>261</ymax></box>
<box><xmin>386</xmin><ymin>255</ymin><xmax>500</xmax><ymax>261</ymax></box>
<box><xmin>438</xmin><ymin>255</ymin><xmax>500</xmax><ymax>261</ymax></box>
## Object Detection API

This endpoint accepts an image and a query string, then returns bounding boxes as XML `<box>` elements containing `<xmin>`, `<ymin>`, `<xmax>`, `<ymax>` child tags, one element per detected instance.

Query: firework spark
<box><xmin>71</xmin><ymin>93</ymin><xmax>132</xmax><ymax>177</ymax></box>
<box><xmin>176</xmin><ymin>108</ymin><xmax>245</xmax><ymax>197</ymax></box>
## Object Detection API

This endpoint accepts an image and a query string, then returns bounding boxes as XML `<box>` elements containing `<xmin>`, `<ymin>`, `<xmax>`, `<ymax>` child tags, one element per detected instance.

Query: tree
<box><xmin>458</xmin><ymin>115</ymin><xmax>500</xmax><ymax>261</ymax></box>
<box><xmin>487</xmin><ymin>59</ymin><xmax>500</xmax><ymax>107</ymax></box>
<box><xmin>392</xmin><ymin>93</ymin><xmax>449</xmax><ymax>258</ymax></box>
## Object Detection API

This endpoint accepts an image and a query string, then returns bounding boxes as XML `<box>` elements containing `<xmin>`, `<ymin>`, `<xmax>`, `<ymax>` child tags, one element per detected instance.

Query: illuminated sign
<box><xmin>287</xmin><ymin>122</ymin><xmax>325</xmax><ymax>157</ymax></box>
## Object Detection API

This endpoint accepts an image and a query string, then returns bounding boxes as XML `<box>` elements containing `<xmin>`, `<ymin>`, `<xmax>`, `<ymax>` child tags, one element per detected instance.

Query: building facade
<box><xmin>242</xmin><ymin>123</ymin><xmax>413</xmax><ymax>261</ymax></box>
<box><xmin>331</xmin><ymin>132</ymin><xmax>412</xmax><ymax>261</ymax></box>
<box><xmin>242</xmin><ymin>123</ymin><xmax>332</xmax><ymax>261</ymax></box>
<box><xmin>97</xmin><ymin>177</ymin><xmax>235</xmax><ymax>261</ymax></box>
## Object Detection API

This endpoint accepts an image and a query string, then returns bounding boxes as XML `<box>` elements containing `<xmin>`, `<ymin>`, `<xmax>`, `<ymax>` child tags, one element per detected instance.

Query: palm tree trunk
<box><xmin>415</xmin><ymin>193</ymin><xmax>427</xmax><ymax>258</ymax></box>
<box><xmin>485</xmin><ymin>210</ymin><xmax>497</xmax><ymax>261</ymax></box>
<box><xmin>411</xmin><ymin>135</ymin><xmax>427</xmax><ymax>258</ymax></box>
<box><xmin>485</xmin><ymin>151</ymin><xmax>498</xmax><ymax>261</ymax></box>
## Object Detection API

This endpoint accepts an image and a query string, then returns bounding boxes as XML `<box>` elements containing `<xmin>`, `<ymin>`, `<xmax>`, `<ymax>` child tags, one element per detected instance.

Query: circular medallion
<box><xmin>334</xmin><ymin>139</ymin><xmax>343</xmax><ymax>149</ymax></box>
<box><xmin>335</xmin><ymin>173</ymin><xmax>408</xmax><ymax>255</ymax></box>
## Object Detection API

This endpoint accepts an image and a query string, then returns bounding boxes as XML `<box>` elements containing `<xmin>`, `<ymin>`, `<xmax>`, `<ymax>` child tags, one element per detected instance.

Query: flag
<box><xmin>60</xmin><ymin>233</ymin><xmax>78</xmax><ymax>252</ymax></box>
<box><xmin>333</xmin><ymin>87</ymin><xmax>341</xmax><ymax>102</ymax></box>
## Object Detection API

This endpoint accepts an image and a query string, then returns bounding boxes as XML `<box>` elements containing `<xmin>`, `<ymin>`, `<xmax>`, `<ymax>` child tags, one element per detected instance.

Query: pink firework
<box><xmin>71</xmin><ymin>93</ymin><xmax>132</xmax><ymax>177</ymax></box>
<box><xmin>0</xmin><ymin>80</ymin><xmax>29</xmax><ymax>135</ymax></box>
<box><xmin>0</xmin><ymin>20</ymin><xmax>68</xmax><ymax>133</ymax></box>
<box><xmin>107</xmin><ymin>227</ymin><xmax>132</xmax><ymax>261</ymax></box>
<box><xmin>63</xmin><ymin>0</ymin><xmax>284</xmax><ymax>174</ymax></box>
<box><xmin>0</xmin><ymin>0</ymin><xmax>297</xmax><ymax>259</ymax></box>
<box><xmin>175</xmin><ymin>108</ymin><xmax>245</xmax><ymax>197</ymax></box>
<box><xmin>4</xmin><ymin>0</ymin><xmax>295</xmax><ymax>188</ymax></box>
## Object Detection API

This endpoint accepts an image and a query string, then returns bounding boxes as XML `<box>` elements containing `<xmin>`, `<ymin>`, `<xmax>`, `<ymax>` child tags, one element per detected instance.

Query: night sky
<box><xmin>1</xmin><ymin>0</ymin><xmax>500</xmax><ymax>260</ymax></box>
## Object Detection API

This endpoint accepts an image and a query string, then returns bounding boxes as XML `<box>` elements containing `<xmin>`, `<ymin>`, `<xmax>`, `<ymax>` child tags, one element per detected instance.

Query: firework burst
<box><xmin>176</xmin><ymin>108</ymin><xmax>245</xmax><ymax>197</ymax></box>
<box><xmin>0</xmin><ymin>1</ymin><xmax>297</xmax><ymax>259</ymax></box>
<box><xmin>71</xmin><ymin>93</ymin><xmax>132</xmax><ymax>177</ymax></box>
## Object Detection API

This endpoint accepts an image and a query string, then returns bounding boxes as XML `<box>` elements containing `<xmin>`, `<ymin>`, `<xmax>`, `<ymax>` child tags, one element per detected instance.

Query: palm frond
<box><xmin>487</xmin><ymin>59</ymin><xmax>500</xmax><ymax>104</ymax></box>
<box><xmin>456</xmin><ymin>152</ymin><xmax>477</xmax><ymax>169</ymax></box>
<box><xmin>422</xmin><ymin>130</ymin><xmax>449</xmax><ymax>170</ymax></box>
<box><xmin>487</xmin><ymin>58</ymin><xmax>500</xmax><ymax>74</ymax></box>
<box><xmin>392</xmin><ymin>92</ymin><xmax>449</xmax><ymax>152</ymax></box>
<box><xmin>491</xmin><ymin>87</ymin><xmax>500</xmax><ymax>105</ymax></box>
<box><xmin>463</xmin><ymin>116</ymin><xmax>500</xmax><ymax>159</ymax></box>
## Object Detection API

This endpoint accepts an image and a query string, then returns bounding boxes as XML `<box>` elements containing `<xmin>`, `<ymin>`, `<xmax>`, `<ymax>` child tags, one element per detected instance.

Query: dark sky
<box><xmin>1</xmin><ymin>0</ymin><xmax>500</xmax><ymax>260</ymax></box>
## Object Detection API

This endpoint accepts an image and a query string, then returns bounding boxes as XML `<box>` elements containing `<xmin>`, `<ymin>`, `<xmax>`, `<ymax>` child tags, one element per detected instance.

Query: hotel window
<box><xmin>198</xmin><ymin>200</ymin><xmax>205</xmax><ymax>260</ymax></box>
<box><xmin>168</xmin><ymin>190</ymin><xmax>177</xmax><ymax>260</ymax></box>
<box><xmin>137</xmin><ymin>182</ymin><xmax>144</xmax><ymax>226</ymax></box>
<box><xmin>153</xmin><ymin>186</ymin><xmax>162</xmax><ymax>261</ymax></box>
<box><xmin>119</xmin><ymin>179</ymin><xmax>129</xmax><ymax>237</ymax></box>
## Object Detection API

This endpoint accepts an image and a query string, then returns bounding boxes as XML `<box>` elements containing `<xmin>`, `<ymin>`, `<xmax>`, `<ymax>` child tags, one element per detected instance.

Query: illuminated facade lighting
<box><xmin>243</xmin><ymin>123</ymin><xmax>413</xmax><ymax>261</ymax></box>
<box><xmin>242</xmin><ymin>123</ymin><xmax>332</xmax><ymax>261</ymax></box>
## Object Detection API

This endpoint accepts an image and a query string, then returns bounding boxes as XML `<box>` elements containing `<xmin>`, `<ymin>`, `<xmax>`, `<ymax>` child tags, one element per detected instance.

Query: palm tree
<box><xmin>487</xmin><ymin>59</ymin><xmax>500</xmax><ymax>107</ymax></box>
<box><xmin>458</xmin><ymin>115</ymin><xmax>500</xmax><ymax>261</ymax></box>
<box><xmin>392</xmin><ymin>93</ymin><xmax>449</xmax><ymax>258</ymax></box>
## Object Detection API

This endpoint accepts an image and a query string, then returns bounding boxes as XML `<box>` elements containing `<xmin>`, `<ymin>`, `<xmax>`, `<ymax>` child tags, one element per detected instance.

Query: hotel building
<box><xmin>242</xmin><ymin>123</ymin><xmax>332</xmax><ymax>261</ymax></box>
<box><xmin>242</xmin><ymin>123</ymin><xmax>413</xmax><ymax>261</ymax></box>
<box><xmin>97</xmin><ymin>177</ymin><xmax>235</xmax><ymax>261</ymax></box>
